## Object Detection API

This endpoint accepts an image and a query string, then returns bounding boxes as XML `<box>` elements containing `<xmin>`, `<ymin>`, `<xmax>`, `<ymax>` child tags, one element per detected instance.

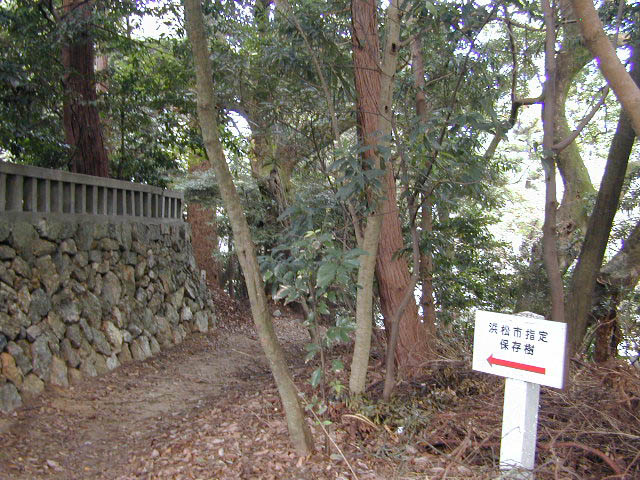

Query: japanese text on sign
<box><xmin>489</xmin><ymin>322</ymin><xmax>548</xmax><ymax>356</ymax></box>
<box><xmin>472</xmin><ymin>310</ymin><xmax>567</xmax><ymax>389</ymax></box>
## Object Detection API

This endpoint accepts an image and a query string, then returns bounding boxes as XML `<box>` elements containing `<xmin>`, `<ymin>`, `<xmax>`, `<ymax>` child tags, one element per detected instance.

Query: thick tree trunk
<box><xmin>243</xmin><ymin>1</ymin><xmax>298</xmax><ymax>219</ymax></box>
<box><xmin>566</xmin><ymin>43</ymin><xmax>640</xmax><ymax>357</ymax></box>
<box><xmin>587</xmin><ymin>220</ymin><xmax>640</xmax><ymax>361</ymax></box>
<box><xmin>348</xmin><ymin>0</ymin><xmax>383</xmax><ymax>395</ymax></box>
<box><xmin>553</xmin><ymin>45</ymin><xmax>595</xmax><ymax>270</ymax></box>
<box><xmin>382</xmin><ymin>220</ymin><xmax>420</xmax><ymax>400</ymax></box>
<box><xmin>183</xmin><ymin>0</ymin><xmax>314</xmax><ymax>455</ymax></box>
<box><xmin>515</xmin><ymin>2</ymin><xmax>593</xmax><ymax>315</ymax></box>
<box><xmin>376</xmin><ymin>166</ymin><xmax>432</xmax><ymax>369</ymax></box>
<box><xmin>373</xmin><ymin>0</ymin><xmax>434</xmax><ymax>374</ymax></box>
<box><xmin>187</xmin><ymin>161</ymin><xmax>221</xmax><ymax>288</ymax></box>
<box><xmin>187</xmin><ymin>202</ymin><xmax>220</xmax><ymax>287</ymax></box>
<box><xmin>247</xmin><ymin>120</ymin><xmax>297</xmax><ymax>219</ymax></box>
<box><xmin>61</xmin><ymin>0</ymin><xmax>109</xmax><ymax>177</ymax></box>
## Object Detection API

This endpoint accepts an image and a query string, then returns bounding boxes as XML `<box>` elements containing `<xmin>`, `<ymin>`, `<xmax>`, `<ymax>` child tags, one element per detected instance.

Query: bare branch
<box><xmin>553</xmin><ymin>85</ymin><xmax>609</xmax><ymax>152</ymax></box>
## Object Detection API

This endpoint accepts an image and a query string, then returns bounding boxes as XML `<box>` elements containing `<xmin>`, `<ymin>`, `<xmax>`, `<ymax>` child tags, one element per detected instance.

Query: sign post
<box><xmin>472</xmin><ymin>310</ymin><xmax>567</xmax><ymax>478</ymax></box>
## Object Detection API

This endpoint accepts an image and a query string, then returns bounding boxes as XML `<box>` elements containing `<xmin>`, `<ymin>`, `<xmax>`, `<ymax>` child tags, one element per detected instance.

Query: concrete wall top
<box><xmin>0</xmin><ymin>162</ymin><xmax>183</xmax><ymax>224</ymax></box>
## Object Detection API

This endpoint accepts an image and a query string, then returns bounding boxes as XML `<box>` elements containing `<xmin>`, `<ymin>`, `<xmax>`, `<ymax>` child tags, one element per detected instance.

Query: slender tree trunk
<box><xmin>61</xmin><ymin>0</ymin><xmax>109</xmax><ymax>177</ymax></box>
<box><xmin>350</xmin><ymin>215</ymin><xmax>382</xmax><ymax>394</ymax></box>
<box><xmin>183</xmin><ymin>0</ymin><xmax>313</xmax><ymax>455</ymax></box>
<box><xmin>570</xmin><ymin>0</ymin><xmax>640</xmax><ymax>136</ymax></box>
<box><xmin>410</xmin><ymin>33</ymin><xmax>436</xmax><ymax>336</ymax></box>
<box><xmin>348</xmin><ymin>0</ymin><xmax>383</xmax><ymax>395</ymax></box>
<box><xmin>420</xmin><ymin>199</ymin><xmax>437</xmax><ymax>333</ymax></box>
<box><xmin>540</xmin><ymin>0</ymin><xmax>565</xmax><ymax>324</ymax></box>
<box><xmin>566</xmin><ymin>43</ymin><xmax>640</xmax><ymax>356</ymax></box>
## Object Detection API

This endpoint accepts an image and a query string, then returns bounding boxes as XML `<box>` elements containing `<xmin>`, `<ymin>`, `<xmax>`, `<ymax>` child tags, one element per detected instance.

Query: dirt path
<box><xmin>0</xmin><ymin>311</ymin><xmax>315</xmax><ymax>480</ymax></box>
<box><xmin>2</xmin><ymin>300</ymin><xmax>637</xmax><ymax>480</ymax></box>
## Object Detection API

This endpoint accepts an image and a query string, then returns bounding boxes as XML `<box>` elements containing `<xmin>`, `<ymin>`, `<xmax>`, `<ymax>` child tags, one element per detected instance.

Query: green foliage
<box><xmin>430</xmin><ymin>208</ymin><xmax>518</xmax><ymax>316</ymax></box>
<box><xmin>6</xmin><ymin>0</ymin><xmax>637</xmax><ymax>368</ymax></box>
<box><xmin>264</xmin><ymin>229</ymin><xmax>360</xmax><ymax>318</ymax></box>
<box><xmin>329</xmin><ymin>143</ymin><xmax>386</xmax><ymax>211</ymax></box>
<box><xmin>0</xmin><ymin>2</ymin><xmax>66</xmax><ymax>166</ymax></box>
<box><xmin>261</xmin><ymin>225</ymin><xmax>358</xmax><ymax>412</ymax></box>
<box><xmin>0</xmin><ymin>0</ymin><xmax>198</xmax><ymax>184</ymax></box>
<box><xmin>102</xmin><ymin>36</ymin><xmax>199</xmax><ymax>185</ymax></box>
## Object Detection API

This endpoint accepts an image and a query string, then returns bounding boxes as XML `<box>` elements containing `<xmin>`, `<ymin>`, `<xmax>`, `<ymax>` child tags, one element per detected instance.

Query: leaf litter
<box><xmin>0</xmin><ymin>287</ymin><xmax>637</xmax><ymax>479</ymax></box>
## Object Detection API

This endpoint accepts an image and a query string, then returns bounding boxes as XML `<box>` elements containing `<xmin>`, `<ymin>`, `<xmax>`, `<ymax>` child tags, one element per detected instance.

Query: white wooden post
<box><xmin>499</xmin><ymin>378</ymin><xmax>540</xmax><ymax>478</ymax></box>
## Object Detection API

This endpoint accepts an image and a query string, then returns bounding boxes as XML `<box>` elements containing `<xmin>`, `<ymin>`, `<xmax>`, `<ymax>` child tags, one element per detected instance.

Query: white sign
<box><xmin>472</xmin><ymin>310</ymin><xmax>567</xmax><ymax>389</ymax></box>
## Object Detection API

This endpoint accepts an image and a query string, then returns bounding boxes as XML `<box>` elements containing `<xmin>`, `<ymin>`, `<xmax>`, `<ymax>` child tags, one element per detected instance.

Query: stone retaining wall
<box><xmin>0</xmin><ymin>219</ymin><xmax>216</xmax><ymax>412</ymax></box>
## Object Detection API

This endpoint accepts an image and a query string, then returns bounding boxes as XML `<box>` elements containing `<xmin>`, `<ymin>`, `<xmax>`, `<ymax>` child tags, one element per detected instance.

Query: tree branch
<box><xmin>570</xmin><ymin>0</ymin><xmax>640</xmax><ymax>136</ymax></box>
<box><xmin>553</xmin><ymin>85</ymin><xmax>609</xmax><ymax>152</ymax></box>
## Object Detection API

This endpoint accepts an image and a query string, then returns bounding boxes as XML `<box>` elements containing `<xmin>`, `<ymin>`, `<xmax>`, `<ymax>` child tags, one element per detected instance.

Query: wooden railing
<box><xmin>0</xmin><ymin>162</ymin><xmax>183</xmax><ymax>223</ymax></box>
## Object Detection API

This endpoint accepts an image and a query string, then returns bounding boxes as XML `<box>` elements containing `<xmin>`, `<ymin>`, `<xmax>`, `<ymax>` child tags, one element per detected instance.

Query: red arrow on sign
<box><xmin>487</xmin><ymin>354</ymin><xmax>546</xmax><ymax>375</ymax></box>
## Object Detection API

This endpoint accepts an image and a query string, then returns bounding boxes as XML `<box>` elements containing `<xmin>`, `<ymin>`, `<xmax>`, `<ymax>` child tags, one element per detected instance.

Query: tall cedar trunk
<box><xmin>61</xmin><ymin>0</ymin><xmax>109</xmax><ymax>177</ymax></box>
<box><xmin>187</xmin><ymin>161</ymin><xmax>221</xmax><ymax>288</ymax></box>
<box><xmin>373</xmin><ymin>0</ymin><xmax>434</xmax><ymax>373</ymax></box>
<box><xmin>566</xmin><ymin>43</ymin><xmax>640</xmax><ymax>357</ymax></box>
<box><xmin>348</xmin><ymin>0</ymin><xmax>383</xmax><ymax>395</ymax></box>
<box><xmin>183</xmin><ymin>0</ymin><xmax>314</xmax><ymax>455</ymax></box>
<box><xmin>187</xmin><ymin>202</ymin><xmax>220</xmax><ymax>287</ymax></box>
<box><xmin>376</xmin><ymin>166</ymin><xmax>431</xmax><ymax>369</ymax></box>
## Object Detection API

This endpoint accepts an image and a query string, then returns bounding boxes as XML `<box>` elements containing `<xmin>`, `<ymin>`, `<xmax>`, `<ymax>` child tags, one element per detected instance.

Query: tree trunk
<box><xmin>541</xmin><ymin>0</ymin><xmax>565</xmax><ymax>324</ymax></box>
<box><xmin>247</xmin><ymin>121</ymin><xmax>294</xmax><ymax>218</ymax></box>
<box><xmin>375</xmin><ymin>0</ymin><xmax>434</xmax><ymax>373</ymax></box>
<box><xmin>187</xmin><ymin>201</ymin><xmax>220</xmax><ymax>287</ymax></box>
<box><xmin>382</xmin><ymin>219</ymin><xmax>420</xmax><ymax>400</ymax></box>
<box><xmin>187</xmin><ymin>161</ymin><xmax>221</xmax><ymax>288</ymax></box>
<box><xmin>587</xmin><ymin>219</ymin><xmax>640</xmax><ymax>361</ymax></box>
<box><xmin>410</xmin><ymin>33</ymin><xmax>437</xmax><ymax>337</ymax></box>
<box><xmin>565</xmin><ymin>42</ymin><xmax>640</xmax><ymax>357</ymax></box>
<box><xmin>61</xmin><ymin>0</ymin><xmax>109</xmax><ymax>177</ymax></box>
<box><xmin>570</xmin><ymin>0</ymin><xmax>640</xmax><ymax>136</ymax></box>
<box><xmin>183</xmin><ymin>0</ymin><xmax>314</xmax><ymax>455</ymax></box>
<box><xmin>420</xmin><ymin>199</ymin><xmax>437</xmax><ymax>334</ymax></box>
<box><xmin>515</xmin><ymin>5</ymin><xmax>594</xmax><ymax>314</ymax></box>
<box><xmin>348</xmin><ymin>0</ymin><xmax>384</xmax><ymax>395</ymax></box>
<box><xmin>376</xmin><ymin>165</ymin><xmax>432</xmax><ymax>369</ymax></box>
<box><xmin>553</xmin><ymin>44</ymin><xmax>596</xmax><ymax>271</ymax></box>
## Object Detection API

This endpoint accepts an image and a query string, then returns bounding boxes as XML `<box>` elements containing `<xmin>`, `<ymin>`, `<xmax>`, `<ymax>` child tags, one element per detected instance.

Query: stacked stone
<box><xmin>0</xmin><ymin>220</ymin><xmax>216</xmax><ymax>413</ymax></box>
